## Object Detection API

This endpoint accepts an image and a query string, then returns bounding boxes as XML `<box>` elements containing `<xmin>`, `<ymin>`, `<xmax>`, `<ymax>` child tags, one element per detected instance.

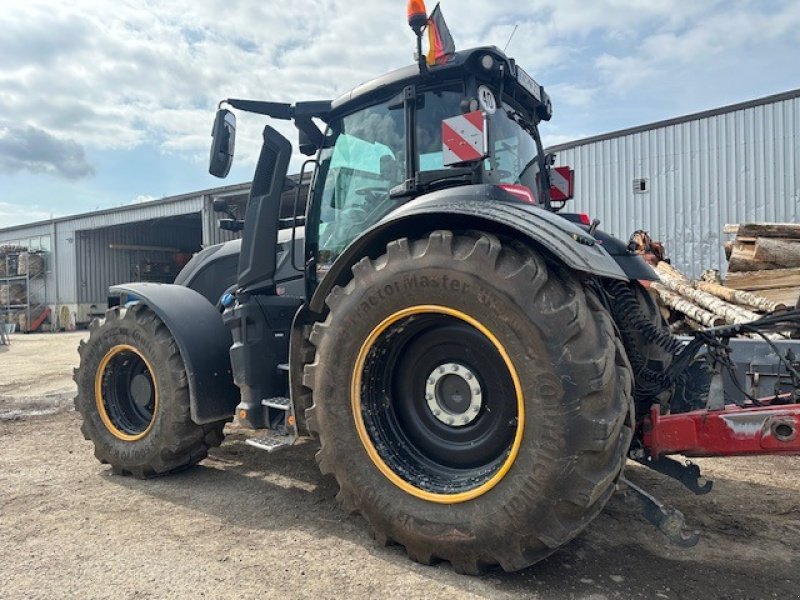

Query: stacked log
<box><xmin>653</xmin><ymin>263</ymin><xmax>762</xmax><ymax>327</ymax></box>
<box><xmin>723</xmin><ymin>223</ymin><xmax>800</xmax><ymax>309</ymax></box>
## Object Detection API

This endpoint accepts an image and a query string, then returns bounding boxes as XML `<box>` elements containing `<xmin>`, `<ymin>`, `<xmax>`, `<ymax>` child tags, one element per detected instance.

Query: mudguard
<box><xmin>309</xmin><ymin>185</ymin><xmax>635</xmax><ymax>313</ymax></box>
<box><xmin>110</xmin><ymin>282</ymin><xmax>239</xmax><ymax>425</ymax></box>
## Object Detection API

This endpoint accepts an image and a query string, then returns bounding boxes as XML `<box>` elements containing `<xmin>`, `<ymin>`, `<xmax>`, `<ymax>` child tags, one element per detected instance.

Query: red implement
<box><xmin>644</xmin><ymin>403</ymin><xmax>800</xmax><ymax>458</ymax></box>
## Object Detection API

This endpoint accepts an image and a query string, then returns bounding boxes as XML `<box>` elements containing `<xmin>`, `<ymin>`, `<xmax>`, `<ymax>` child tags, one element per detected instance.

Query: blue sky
<box><xmin>1</xmin><ymin>0</ymin><xmax>799</xmax><ymax>227</ymax></box>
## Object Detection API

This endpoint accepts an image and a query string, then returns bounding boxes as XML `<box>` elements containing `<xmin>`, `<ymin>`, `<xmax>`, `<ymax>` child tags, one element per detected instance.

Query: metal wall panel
<box><xmin>75</xmin><ymin>215</ymin><xmax>202</xmax><ymax>306</ymax></box>
<box><xmin>0</xmin><ymin>196</ymin><xmax>206</xmax><ymax>305</ymax></box>
<box><xmin>551</xmin><ymin>94</ymin><xmax>800</xmax><ymax>277</ymax></box>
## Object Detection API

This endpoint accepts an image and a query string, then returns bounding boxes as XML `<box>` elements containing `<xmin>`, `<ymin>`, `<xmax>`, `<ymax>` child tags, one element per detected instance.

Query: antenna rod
<box><xmin>503</xmin><ymin>24</ymin><xmax>518</xmax><ymax>53</ymax></box>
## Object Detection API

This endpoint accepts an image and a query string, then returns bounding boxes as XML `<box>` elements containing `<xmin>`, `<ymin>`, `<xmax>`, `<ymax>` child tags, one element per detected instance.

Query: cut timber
<box><xmin>732</xmin><ymin>240</ymin><xmax>756</xmax><ymax>260</ymax></box>
<box><xmin>724</xmin><ymin>223</ymin><xmax>800</xmax><ymax>239</ymax></box>
<box><xmin>752</xmin><ymin>237</ymin><xmax>800</xmax><ymax>268</ymax></box>
<box><xmin>695</xmin><ymin>281</ymin><xmax>784</xmax><ymax>312</ymax></box>
<box><xmin>655</xmin><ymin>261</ymin><xmax>690</xmax><ymax>283</ymax></box>
<box><xmin>750</xmin><ymin>287</ymin><xmax>800</xmax><ymax>309</ymax></box>
<box><xmin>725</xmin><ymin>267</ymin><xmax>800</xmax><ymax>291</ymax></box>
<box><xmin>652</xmin><ymin>284</ymin><xmax>725</xmax><ymax>327</ymax></box>
<box><xmin>656</xmin><ymin>264</ymin><xmax>760</xmax><ymax>324</ymax></box>
<box><xmin>727</xmin><ymin>252</ymin><xmax>777</xmax><ymax>272</ymax></box>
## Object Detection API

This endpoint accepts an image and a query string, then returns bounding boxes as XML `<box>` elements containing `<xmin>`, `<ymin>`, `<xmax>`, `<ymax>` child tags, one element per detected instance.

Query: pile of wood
<box><xmin>652</xmin><ymin>262</ymin><xmax>783</xmax><ymax>332</ymax></box>
<box><xmin>723</xmin><ymin>222</ymin><xmax>800</xmax><ymax>309</ymax></box>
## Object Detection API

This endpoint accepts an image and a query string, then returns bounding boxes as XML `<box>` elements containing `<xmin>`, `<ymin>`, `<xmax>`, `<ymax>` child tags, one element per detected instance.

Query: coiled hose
<box><xmin>605</xmin><ymin>280</ymin><xmax>684</xmax><ymax>394</ymax></box>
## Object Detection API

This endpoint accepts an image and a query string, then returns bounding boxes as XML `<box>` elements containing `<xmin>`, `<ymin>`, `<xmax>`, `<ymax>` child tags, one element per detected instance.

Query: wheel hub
<box><xmin>130</xmin><ymin>374</ymin><xmax>153</xmax><ymax>410</ymax></box>
<box><xmin>425</xmin><ymin>362</ymin><xmax>482</xmax><ymax>427</ymax></box>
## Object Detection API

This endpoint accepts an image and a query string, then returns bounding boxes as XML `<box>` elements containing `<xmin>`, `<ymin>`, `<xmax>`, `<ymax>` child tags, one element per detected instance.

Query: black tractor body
<box><xmin>75</xmin><ymin>32</ymin><xmax>800</xmax><ymax>574</ymax></box>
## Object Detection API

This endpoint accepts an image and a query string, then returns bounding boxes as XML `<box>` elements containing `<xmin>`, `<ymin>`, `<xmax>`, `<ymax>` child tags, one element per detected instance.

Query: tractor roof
<box><xmin>330</xmin><ymin>46</ymin><xmax>551</xmax><ymax>120</ymax></box>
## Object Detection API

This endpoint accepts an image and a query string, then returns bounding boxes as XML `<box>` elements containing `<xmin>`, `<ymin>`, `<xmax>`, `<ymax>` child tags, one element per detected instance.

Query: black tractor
<box><xmin>73</xmin><ymin>7</ymin><xmax>800</xmax><ymax>575</ymax></box>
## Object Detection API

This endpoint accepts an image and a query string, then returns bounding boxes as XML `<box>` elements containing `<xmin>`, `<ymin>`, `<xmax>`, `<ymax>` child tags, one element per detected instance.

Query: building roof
<box><xmin>547</xmin><ymin>87</ymin><xmax>800</xmax><ymax>153</ymax></box>
<box><xmin>0</xmin><ymin>182</ymin><xmax>254</xmax><ymax>235</ymax></box>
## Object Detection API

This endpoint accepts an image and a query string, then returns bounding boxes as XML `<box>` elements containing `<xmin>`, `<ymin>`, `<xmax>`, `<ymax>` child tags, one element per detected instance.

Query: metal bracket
<box><xmin>634</xmin><ymin>456</ymin><xmax>713</xmax><ymax>495</ymax></box>
<box><xmin>620</xmin><ymin>476</ymin><xmax>700</xmax><ymax>548</ymax></box>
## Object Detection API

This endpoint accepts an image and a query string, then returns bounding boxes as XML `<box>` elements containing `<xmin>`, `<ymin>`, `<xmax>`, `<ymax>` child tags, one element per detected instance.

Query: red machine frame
<box><xmin>644</xmin><ymin>402</ymin><xmax>800</xmax><ymax>458</ymax></box>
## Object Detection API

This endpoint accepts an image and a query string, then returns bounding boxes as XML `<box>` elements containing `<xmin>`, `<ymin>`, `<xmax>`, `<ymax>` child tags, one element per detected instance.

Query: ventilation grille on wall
<box><xmin>633</xmin><ymin>177</ymin><xmax>648</xmax><ymax>193</ymax></box>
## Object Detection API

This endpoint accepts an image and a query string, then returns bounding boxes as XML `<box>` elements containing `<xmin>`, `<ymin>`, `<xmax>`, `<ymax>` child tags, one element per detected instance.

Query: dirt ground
<box><xmin>1</xmin><ymin>332</ymin><xmax>799</xmax><ymax>599</ymax></box>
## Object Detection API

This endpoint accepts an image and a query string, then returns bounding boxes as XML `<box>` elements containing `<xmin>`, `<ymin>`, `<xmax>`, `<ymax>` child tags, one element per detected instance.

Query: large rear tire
<box><xmin>74</xmin><ymin>304</ymin><xmax>226</xmax><ymax>478</ymax></box>
<box><xmin>304</xmin><ymin>231</ymin><xmax>633</xmax><ymax>573</ymax></box>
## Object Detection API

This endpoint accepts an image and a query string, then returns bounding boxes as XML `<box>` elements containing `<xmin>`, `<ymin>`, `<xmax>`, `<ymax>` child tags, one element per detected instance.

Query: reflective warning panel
<box><xmin>549</xmin><ymin>166</ymin><xmax>574</xmax><ymax>201</ymax></box>
<box><xmin>441</xmin><ymin>110</ymin><xmax>486</xmax><ymax>166</ymax></box>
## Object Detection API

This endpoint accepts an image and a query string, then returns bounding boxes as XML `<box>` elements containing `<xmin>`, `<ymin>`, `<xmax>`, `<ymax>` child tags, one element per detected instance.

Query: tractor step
<box><xmin>262</xmin><ymin>396</ymin><xmax>291</xmax><ymax>410</ymax></box>
<box><xmin>245</xmin><ymin>430</ymin><xmax>297</xmax><ymax>453</ymax></box>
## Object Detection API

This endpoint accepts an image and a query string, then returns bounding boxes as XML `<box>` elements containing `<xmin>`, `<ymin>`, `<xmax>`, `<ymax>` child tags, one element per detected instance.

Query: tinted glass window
<box><xmin>416</xmin><ymin>85</ymin><xmax>464</xmax><ymax>172</ymax></box>
<box><xmin>315</xmin><ymin>102</ymin><xmax>406</xmax><ymax>269</ymax></box>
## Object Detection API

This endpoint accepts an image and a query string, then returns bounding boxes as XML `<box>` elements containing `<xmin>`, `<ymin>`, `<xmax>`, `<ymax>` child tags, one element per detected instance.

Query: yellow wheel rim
<box><xmin>95</xmin><ymin>344</ymin><xmax>159</xmax><ymax>442</ymax></box>
<box><xmin>351</xmin><ymin>305</ymin><xmax>525</xmax><ymax>504</ymax></box>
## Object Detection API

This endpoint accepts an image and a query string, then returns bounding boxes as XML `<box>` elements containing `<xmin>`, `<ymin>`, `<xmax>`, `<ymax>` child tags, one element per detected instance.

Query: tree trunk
<box><xmin>725</xmin><ymin>267</ymin><xmax>800</xmax><ymax>290</ymax></box>
<box><xmin>727</xmin><ymin>252</ymin><xmax>777</xmax><ymax>272</ymax></box>
<box><xmin>655</xmin><ymin>261</ymin><xmax>690</xmax><ymax>283</ymax></box>
<box><xmin>752</xmin><ymin>238</ymin><xmax>800</xmax><ymax>268</ymax></box>
<box><xmin>724</xmin><ymin>222</ymin><xmax>800</xmax><ymax>239</ymax></box>
<box><xmin>652</xmin><ymin>284</ymin><xmax>725</xmax><ymax>327</ymax></box>
<box><xmin>657</xmin><ymin>267</ymin><xmax>760</xmax><ymax>324</ymax></box>
<box><xmin>695</xmin><ymin>281</ymin><xmax>784</xmax><ymax>312</ymax></box>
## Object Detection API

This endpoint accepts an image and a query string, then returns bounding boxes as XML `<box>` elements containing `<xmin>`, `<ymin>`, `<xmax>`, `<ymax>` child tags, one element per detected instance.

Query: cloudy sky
<box><xmin>1</xmin><ymin>0</ymin><xmax>798</xmax><ymax>227</ymax></box>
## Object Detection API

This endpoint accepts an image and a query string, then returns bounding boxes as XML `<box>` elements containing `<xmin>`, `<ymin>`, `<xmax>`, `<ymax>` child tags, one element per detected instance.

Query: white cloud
<box><xmin>0</xmin><ymin>201</ymin><xmax>53</xmax><ymax>227</ymax></box>
<box><xmin>0</xmin><ymin>0</ymin><xmax>797</xmax><ymax>178</ymax></box>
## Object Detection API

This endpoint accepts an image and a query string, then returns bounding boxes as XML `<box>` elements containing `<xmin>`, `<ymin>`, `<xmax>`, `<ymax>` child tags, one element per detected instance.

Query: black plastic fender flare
<box><xmin>308</xmin><ymin>185</ymin><xmax>637</xmax><ymax>314</ymax></box>
<box><xmin>110</xmin><ymin>282</ymin><xmax>239</xmax><ymax>424</ymax></box>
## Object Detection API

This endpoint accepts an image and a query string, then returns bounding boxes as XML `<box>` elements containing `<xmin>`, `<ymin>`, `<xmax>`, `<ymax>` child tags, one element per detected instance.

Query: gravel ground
<box><xmin>1</xmin><ymin>332</ymin><xmax>799</xmax><ymax>599</ymax></box>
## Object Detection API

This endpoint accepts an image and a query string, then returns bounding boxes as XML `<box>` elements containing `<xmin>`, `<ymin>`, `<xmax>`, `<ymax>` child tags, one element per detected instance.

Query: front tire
<box><xmin>74</xmin><ymin>304</ymin><xmax>226</xmax><ymax>478</ymax></box>
<box><xmin>304</xmin><ymin>231</ymin><xmax>633</xmax><ymax>573</ymax></box>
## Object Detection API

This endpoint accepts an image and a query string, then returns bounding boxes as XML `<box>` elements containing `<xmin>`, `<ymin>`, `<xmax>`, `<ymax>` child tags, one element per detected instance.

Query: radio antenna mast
<box><xmin>503</xmin><ymin>24</ymin><xmax>518</xmax><ymax>53</ymax></box>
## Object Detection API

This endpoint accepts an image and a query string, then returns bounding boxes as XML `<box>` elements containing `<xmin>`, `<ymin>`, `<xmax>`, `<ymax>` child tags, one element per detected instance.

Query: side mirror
<box><xmin>209</xmin><ymin>108</ymin><xmax>236</xmax><ymax>178</ymax></box>
<box><xmin>212</xmin><ymin>198</ymin><xmax>230</xmax><ymax>213</ymax></box>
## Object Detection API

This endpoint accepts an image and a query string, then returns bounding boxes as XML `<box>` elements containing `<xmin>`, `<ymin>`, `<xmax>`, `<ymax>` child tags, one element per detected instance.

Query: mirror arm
<box><xmin>294</xmin><ymin>117</ymin><xmax>325</xmax><ymax>150</ymax></box>
<box><xmin>224</xmin><ymin>99</ymin><xmax>294</xmax><ymax>120</ymax></box>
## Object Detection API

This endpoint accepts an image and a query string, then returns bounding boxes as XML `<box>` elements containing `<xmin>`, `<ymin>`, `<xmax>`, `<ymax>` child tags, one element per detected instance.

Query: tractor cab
<box><xmin>209</xmin><ymin>45</ymin><xmax>564</xmax><ymax>301</ymax></box>
<box><xmin>307</xmin><ymin>46</ymin><xmax>554</xmax><ymax>281</ymax></box>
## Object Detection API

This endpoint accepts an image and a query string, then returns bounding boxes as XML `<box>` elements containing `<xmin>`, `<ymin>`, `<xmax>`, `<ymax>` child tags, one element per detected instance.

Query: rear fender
<box><xmin>110</xmin><ymin>282</ymin><xmax>239</xmax><ymax>424</ymax></box>
<box><xmin>309</xmin><ymin>185</ymin><xmax>638</xmax><ymax>313</ymax></box>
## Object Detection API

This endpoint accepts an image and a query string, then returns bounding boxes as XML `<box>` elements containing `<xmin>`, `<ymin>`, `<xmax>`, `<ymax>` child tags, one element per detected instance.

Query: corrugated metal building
<box><xmin>0</xmin><ymin>178</ymin><xmax>307</xmax><ymax>329</ymax></box>
<box><xmin>548</xmin><ymin>89</ymin><xmax>800</xmax><ymax>277</ymax></box>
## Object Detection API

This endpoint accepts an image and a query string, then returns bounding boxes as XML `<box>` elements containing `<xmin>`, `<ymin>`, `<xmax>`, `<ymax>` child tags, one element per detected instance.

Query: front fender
<box><xmin>309</xmin><ymin>185</ymin><xmax>632</xmax><ymax>313</ymax></box>
<box><xmin>110</xmin><ymin>282</ymin><xmax>239</xmax><ymax>424</ymax></box>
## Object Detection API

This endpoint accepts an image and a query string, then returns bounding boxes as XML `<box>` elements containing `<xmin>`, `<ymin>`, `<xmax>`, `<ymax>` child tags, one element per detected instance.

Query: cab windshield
<box><xmin>311</xmin><ymin>85</ymin><xmax>463</xmax><ymax>272</ymax></box>
<box><xmin>308</xmin><ymin>84</ymin><xmax>544</xmax><ymax>277</ymax></box>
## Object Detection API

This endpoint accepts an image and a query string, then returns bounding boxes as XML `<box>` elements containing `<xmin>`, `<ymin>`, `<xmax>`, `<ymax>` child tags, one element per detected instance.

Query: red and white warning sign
<box><xmin>441</xmin><ymin>110</ymin><xmax>487</xmax><ymax>166</ymax></box>
<box><xmin>549</xmin><ymin>166</ymin><xmax>574</xmax><ymax>201</ymax></box>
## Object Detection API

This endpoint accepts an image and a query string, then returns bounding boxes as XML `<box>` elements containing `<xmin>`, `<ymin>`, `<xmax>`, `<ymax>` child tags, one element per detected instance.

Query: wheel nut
<box><xmin>426</xmin><ymin>394</ymin><xmax>432</xmax><ymax>401</ymax></box>
<box><xmin>474</xmin><ymin>388</ymin><xmax>481</xmax><ymax>396</ymax></box>
<box><xmin>439</xmin><ymin>366</ymin><xmax>445</xmax><ymax>374</ymax></box>
<box><xmin>427</xmin><ymin>377</ymin><xmax>434</xmax><ymax>384</ymax></box>
<box><xmin>453</xmin><ymin>364</ymin><xmax>459</xmax><ymax>371</ymax></box>
<box><xmin>465</xmin><ymin>373</ymin><xmax>473</xmax><ymax>380</ymax></box>
<box><xmin>433</xmin><ymin>409</ymin><xmax>441</xmax><ymax>416</ymax></box>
